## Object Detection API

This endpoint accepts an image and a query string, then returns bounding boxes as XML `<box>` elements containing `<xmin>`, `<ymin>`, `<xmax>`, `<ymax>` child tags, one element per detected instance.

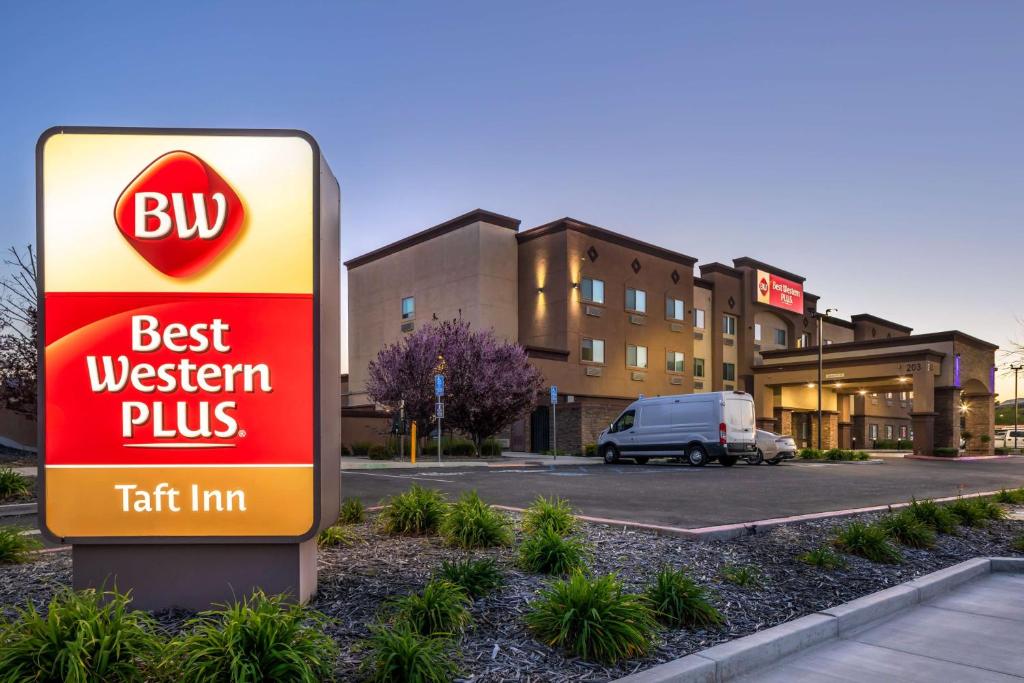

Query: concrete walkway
<box><xmin>339</xmin><ymin>452</ymin><xmax>597</xmax><ymax>469</ymax></box>
<box><xmin>736</xmin><ymin>570</ymin><xmax>1024</xmax><ymax>682</ymax></box>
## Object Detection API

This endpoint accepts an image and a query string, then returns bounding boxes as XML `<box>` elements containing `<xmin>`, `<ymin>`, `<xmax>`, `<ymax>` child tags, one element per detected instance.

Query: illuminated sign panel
<box><xmin>756</xmin><ymin>269</ymin><xmax>804</xmax><ymax>314</ymax></box>
<box><xmin>39</xmin><ymin>128</ymin><xmax>331</xmax><ymax>541</ymax></box>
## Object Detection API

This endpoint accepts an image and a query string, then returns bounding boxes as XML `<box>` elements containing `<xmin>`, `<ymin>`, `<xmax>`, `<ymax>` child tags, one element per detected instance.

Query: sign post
<box><xmin>550</xmin><ymin>385</ymin><xmax>558</xmax><ymax>459</ymax></box>
<box><xmin>37</xmin><ymin>127</ymin><xmax>340</xmax><ymax>610</ymax></box>
<box><xmin>435</xmin><ymin>374</ymin><xmax>445</xmax><ymax>463</ymax></box>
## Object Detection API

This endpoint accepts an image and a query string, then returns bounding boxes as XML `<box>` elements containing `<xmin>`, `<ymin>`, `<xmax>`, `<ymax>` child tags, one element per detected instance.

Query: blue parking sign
<box><xmin>550</xmin><ymin>385</ymin><xmax>558</xmax><ymax>405</ymax></box>
<box><xmin>435</xmin><ymin>374</ymin><xmax>445</xmax><ymax>397</ymax></box>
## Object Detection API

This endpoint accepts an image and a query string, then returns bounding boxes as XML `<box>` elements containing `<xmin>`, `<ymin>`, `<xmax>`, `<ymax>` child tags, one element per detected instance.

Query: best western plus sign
<box><xmin>39</xmin><ymin>128</ymin><xmax>336</xmax><ymax>542</ymax></box>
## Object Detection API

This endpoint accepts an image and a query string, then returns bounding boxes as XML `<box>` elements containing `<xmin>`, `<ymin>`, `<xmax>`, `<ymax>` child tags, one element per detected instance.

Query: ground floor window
<box><xmin>723</xmin><ymin>362</ymin><xmax>736</xmax><ymax>381</ymax></box>
<box><xmin>694</xmin><ymin>357</ymin><xmax>705</xmax><ymax>377</ymax></box>
<box><xmin>885</xmin><ymin>425</ymin><xmax>894</xmax><ymax>440</ymax></box>
<box><xmin>870</xmin><ymin>424</ymin><xmax>879</xmax><ymax>441</ymax></box>
<box><xmin>899</xmin><ymin>425</ymin><xmax>908</xmax><ymax>439</ymax></box>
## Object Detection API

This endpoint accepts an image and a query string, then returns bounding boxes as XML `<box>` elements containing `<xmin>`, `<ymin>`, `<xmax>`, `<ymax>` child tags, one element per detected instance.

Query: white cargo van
<box><xmin>597</xmin><ymin>391</ymin><xmax>757</xmax><ymax>466</ymax></box>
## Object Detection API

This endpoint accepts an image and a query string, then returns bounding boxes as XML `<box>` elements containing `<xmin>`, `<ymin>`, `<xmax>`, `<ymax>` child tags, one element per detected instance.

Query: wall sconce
<box><xmin>571</xmin><ymin>282</ymin><xmax>579</xmax><ymax>289</ymax></box>
<box><xmin>858</xmin><ymin>389</ymin><xmax>868</xmax><ymax>396</ymax></box>
<box><xmin>537</xmin><ymin>287</ymin><xmax>544</xmax><ymax>293</ymax></box>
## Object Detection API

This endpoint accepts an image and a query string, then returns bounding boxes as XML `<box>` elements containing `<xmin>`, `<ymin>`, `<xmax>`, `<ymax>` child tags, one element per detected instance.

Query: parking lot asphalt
<box><xmin>341</xmin><ymin>457</ymin><xmax>1024</xmax><ymax>529</ymax></box>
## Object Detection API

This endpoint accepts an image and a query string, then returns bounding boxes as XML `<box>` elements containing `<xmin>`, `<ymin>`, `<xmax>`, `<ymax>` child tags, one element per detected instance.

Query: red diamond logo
<box><xmin>759</xmin><ymin>277</ymin><xmax>770</xmax><ymax>295</ymax></box>
<box><xmin>114</xmin><ymin>151</ymin><xmax>244</xmax><ymax>277</ymax></box>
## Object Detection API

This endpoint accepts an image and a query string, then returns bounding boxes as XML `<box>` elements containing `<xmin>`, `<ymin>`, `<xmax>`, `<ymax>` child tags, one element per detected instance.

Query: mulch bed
<box><xmin>1</xmin><ymin>508</ymin><xmax>1023</xmax><ymax>682</ymax></box>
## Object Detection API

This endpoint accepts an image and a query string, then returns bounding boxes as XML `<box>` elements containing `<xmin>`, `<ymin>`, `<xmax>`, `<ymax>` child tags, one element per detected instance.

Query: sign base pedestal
<box><xmin>72</xmin><ymin>541</ymin><xmax>317</xmax><ymax>611</ymax></box>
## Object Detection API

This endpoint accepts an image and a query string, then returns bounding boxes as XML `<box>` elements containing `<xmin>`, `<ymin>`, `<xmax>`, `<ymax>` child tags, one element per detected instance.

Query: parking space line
<box><xmin>344</xmin><ymin>471</ymin><xmax>458</xmax><ymax>484</ymax></box>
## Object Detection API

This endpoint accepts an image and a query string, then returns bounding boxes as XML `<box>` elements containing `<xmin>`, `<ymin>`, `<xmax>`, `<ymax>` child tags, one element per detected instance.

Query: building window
<box><xmin>825</xmin><ymin>339</ymin><xmax>834</xmax><ymax>345</ymax></box>
<box><xmin>870</xmin><ymin>424</ymin><xmax>879</xmax><ymax>441</ymax></box>
<box><xmin>797</xmin><ymin>332</ymin><xmax>810</xmax><ymax>348</ymax></box>
<box><xmin>401</xmin><ymin>296</ymin><xmax>415</xmax><ymax>320</ymax></box>
<box><xmin>899</xmin><ymin>425</ymin><xmax>908</xmax><ymax>439</ymax></box>
<box><xmin>695</xmin><ymin>308</ymin><xmax>706</xmax><ymax>329</ymax></box>
<box><xmin>627</xmin><ymin>344</ymin><xmax>648</xmax><ymax>369</ymax></box>
<box><xmin>694</xmin><ymin>357</ymin><xmax>705</xmax><ymax>377</ymax></box>
<box><xmin>581</xmin><ymin>277</ymin><xmax>605</xmax><ymax>304</ymax></box>
<box><xmin>666</xmin><ymin>297</ymin><xmax>684</xmax><ymax>321</ymax></box>
<box><xmin>723</xmin><ymin>314</ymin><xmax>737</xmax><ymax>336</ymax></box>
<box><xmin>885</xmin><ymin>425</ymin><xmax>894</xmax><ymax>440</ymax></box>
<box><xmin>723</xmin><ymin>362</ymin><xmax>736</xmax><ymax>381</ymax></box>
<box><xmin>626</xmin><ymin>288</ymin><xmax>647</xmax><ymax>313</ymax></box>
<box><xmin>774</xmin><ymin>328</ymin><xmax>787</xmax><ymax>346</ymax></box>
<box><xmin>581</xmin><ymin>338</ymin><xmax>605</xmax><ymax>363</ymax></box>
<box><xmin>666</xmin><ymin>351</ymin><xmax>685</xmax><ymax>373</ymax></box>
<box><xmin>754</xmin><ymin>323</ymin><xmax>762</xmax><ymax>342</ymax></box>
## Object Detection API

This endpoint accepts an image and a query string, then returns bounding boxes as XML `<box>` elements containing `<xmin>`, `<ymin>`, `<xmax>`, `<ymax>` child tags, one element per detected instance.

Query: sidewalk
<box><xmin>339</xmin><ymin>451</ymin><xmax>599</xmax><ymax>470</ymax></box>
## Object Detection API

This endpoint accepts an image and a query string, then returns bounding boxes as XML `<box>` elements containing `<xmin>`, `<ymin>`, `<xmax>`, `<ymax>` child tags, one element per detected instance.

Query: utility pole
<box><xmin>1012</xmin><ymin>363</ymin><xmax>1023</xmax><ymax>454</ymax></box>
<box><xmin>817</xmin><ymin>307</ymin><xmax>838</xmax><ymax>450</ymax></box>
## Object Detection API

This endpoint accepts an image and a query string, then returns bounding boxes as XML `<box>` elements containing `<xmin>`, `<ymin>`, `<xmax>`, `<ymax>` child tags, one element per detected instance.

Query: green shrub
<box><xmin>317</xmin><ymin>525</ymin><xmax>356</xmax><ymax>548</ymax></box>
<box><xmin>995</xmin><ymin>447</ymin><xmax>1010</xmax><ymax>455</ymax></box>
<box><xmin>339</xmin><ymin>496</ymin><xmax>366</xmax><ymax>524</ymax></box>
<box><xmin>833</xmin><ymin>521</ymin><xmax>902</xmax><ymax>564</ymax></box>
<box><xmin>521</xmin><ymin>495</ymin><xmax>578</xmax><ymax>536</ymax></box>
<box><xmin>352</xmin><ymin>441</ymin><xmax>373</xmax><ymax>456</ymax></box>
<box><xmin>822</xmin><ymin>449</ymin><xmax>870</xmax><ymax>461</ymax></box>
<box><xmin>873</xmin><ymin>439</ymin><xmax>898</xmax><ymax>450</ymax></box>
<box><xmin>879</xmin><ymin>510</ymin><xmax>936</xmax><ymax>549</ymax></box>
<box><xmin>517</xmin><ymin>527</ymin><xmax>590</xmax><ymax>575</ymax></box>
<box><xmin>798</xmin><ymin>448</ymin><xmax>823</xmax><ymax>460</ymax></box>
<box><xmin>583</xmin><ymin>443</ymin><xmax>598</xmax><ymax>457</ymax></box>
<box><xmin>166</xmin><ymin>591</ymin><xmax>337</xmax><ymax>683</ymax></box>
<box><xmin>435</xmin><ymin>558</ymin><xmax>503</xmax><ymax>598</ymax></box>
<box><xmin>421</xmin><ymin>437</ymin><xmax>477</xmax><ymax>457</ymax></box>
<box><xmin>644</xmin><ymin>567</ymin><xmax>723</xmax><ymax>628</ymax></box>
<box><xmin>897</xmin><ymin>439</ymin><xmax>913</xmax><ymax>449</ymax></box>
<box><xmin>0</xmin><ymin>588</ymin><xmax>162</xmax><ymax>683</ymax></box>
<box><xmin>719</xmin><ymin>564</ymin><xmax>762</xmax><ymax>587</ymax></box>
<box><xmin>1012</xmin><ymin>535</ymin><xmax>1024</xmax><ymax>553</ymax></box>
<box><xmin>798</xmin><ymin>546</ymin><xmax>847</xmax><ymax>570</ymax></box>
<box><xmin>0</xmin><ymin>468</ymin><xmax>31</xmax><ymax>502</ymax></box>
<box><xmin>359</xmin><ymin>622</ymin><xmax>459</xmax><ymax>683</ymax></box>
<box><xmin>907</xmin><ymin>497</ymin><xmax>959</xmax><ymax>534</ymax></box>
<box><xmin>934</xmin><ymin>447</ymin><xmax>959</xmax><ymax>457</ymax></box>
<box><xmin>368</xmin><ymin>445</ymin><xmax>392</xmax><ymax>460</ymax></box>
<box><xmin>379</xmin><ymin>484</ymin><xmax>448</xmax><ymax>535</ymax></box>
<box><xmin>526</xmin><ymin>571</ymin><xmax>656</xmax><ymax>664</ymax></box>
<box><xmin>388</xmin><ymin>580</ymin><xmax>472</xmax><ymax>637</ymax></box>
<box><xmin>975</xmin><ymin>498</ymin><xmax>1007</xmax><ymax>520</ymax></box>
<box><xmin>479</xmin><ymin>439</ymin><xmax>503</xmax><ymax>456</ymax></box>
<box><xmin>993</xmin><ymin>488</ymin><xmax>1024</xmax><ymax>504</ymax></box>
<box><xmin>0</xmin><ymin>526</ymin><xmax>42</xmax><ymax>564</ymax></box>
<box><xmin>440</xmin><ymin>491</ymin><xmax>511</xmax><ymax>548</ymax></box>
<box><xmin>948</xmin><ymin>498</ymin><xmax>989</xmax><ymax>527</ymax></box>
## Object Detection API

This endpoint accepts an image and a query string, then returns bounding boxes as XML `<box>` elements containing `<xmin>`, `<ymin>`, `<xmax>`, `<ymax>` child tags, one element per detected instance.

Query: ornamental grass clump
<box><xmin>879</xmin><ymin>509</ymin><xmax>936</xmax><ymax>549</ymax></box>
<box><xmin>0</xmin><ymin>588</ymin><xmax>162</xmax><ymax>683</ymax></box>
<box><xmin>317</xmin><ymin>525</ymin><xmax>356</xmax><ymax>548</ymax></box>
<box><xmin>440</xmin><ymin>491</ymin><xmax>511</xmax><ymax>548</ymax></box>
<box><xmin>166</xmin><ymin>591</ymin><xmax>337</xmax><ymax>683</ymax></box>
<box><xmin>993</xmin><ymin>488</ymin><xmax>1024</xmax><ymax>504</ymax></box>
<box><xmin>526</xmin><ymin>571</ymin><xmax>657</xmax><ymax>664</ymax></box>
<box><xmin>387</xmin><ymin>580</ymin><xmax>473</xmax><ymax>637</ymax></box>
<box><xmin>0</xmin><ymin>525</ymin><xmax>42</xmax><ymax>564</ymax></box>
<box><xmin>907</xmin><ymin>497</ymin><xmax>959</xmax><ymax>534</ymax></box>
<box><xmin>833</xmin><ymin>521</ymin><xmax>902</xmax><ymax>564</ymax></box>
<box><xmin>1012</xmin><ymin>535</ymin><xmax>1024</xmax><ymax>553</ymax></box>
<box><xmin>644</xmin><ymin>567</ymin><xmax>723</xmax><ymax>628</ymax></box>
<box><xmin>948</xmin><ymin>497</ymin><xmax>990</xmax><ymax>528</ymax></box>
<box><xmin>797</xmin><ymin>546</ymin><xmax>847</xmax><ymax>570</ymax></box>
<box><xmin>975</xmin><ymin>498</ymin><xmax>1008</xmax><ymax>521</ymax></box>
<box><xmin>359</xmin><ymin>622</ymin><xmax>459</xmax><ymax>683</ymax></box>
<box><xmin>521</xmin><ymin>496</ymin><xmax>578</xmax><ymax>536</ymax></box>
<box><xmin>518</xmin><ymin>527</ymin><xmax>590</xmax><ymax>575</ymax></box>
<box><xmin>0</xmin><ymin>468</ymin><xmax>31</xmax><ymax>502</ymax></box>
<box><xmin>339</xmin><ymin>497</ymin><xmax>366</xmax><ymax>524</ymax></box>
<box><xmin>435</xmin><ymin>558</ymin><xmax>503</xmax><ymax>598</ymax></box>
<box><xmin>378</xmin><ymin>484</ymin><xmax>448</xmax><ymax>535</ymax></box>
<box><xmin>719</xmin><ymin>564</ymin><xmax>762</xmax><ymax>588</ymax></box>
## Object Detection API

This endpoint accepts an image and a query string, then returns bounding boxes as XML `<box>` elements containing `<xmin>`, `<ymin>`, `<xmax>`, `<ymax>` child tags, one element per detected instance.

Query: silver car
<box><xmin>750</xmin><ymin>430</ymin><xmax>797</xmax><ymax>465</ymax></box>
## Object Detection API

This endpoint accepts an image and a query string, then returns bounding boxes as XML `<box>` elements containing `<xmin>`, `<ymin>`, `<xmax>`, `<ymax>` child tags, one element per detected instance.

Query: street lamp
<box><xmin>817</xmin><ymin>307</ymin><xmax>838</xmax><ymax>450</ymax></box>
<box><xmin>1011</xmin><ymin>362</ymin><xmax>1024</xmax><ymax>453</ymax></box>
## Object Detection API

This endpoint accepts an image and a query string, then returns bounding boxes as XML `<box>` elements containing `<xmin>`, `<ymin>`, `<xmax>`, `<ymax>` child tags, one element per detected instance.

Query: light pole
<box><xmin>1012</xmin><ymin>363</ymin><xmax>1024</xmax><ymax>454</ymax></box>
<box><xmin>817</xmin><ymin>307</ymin><xmax>838</xmax><ymax>450</ymax></box>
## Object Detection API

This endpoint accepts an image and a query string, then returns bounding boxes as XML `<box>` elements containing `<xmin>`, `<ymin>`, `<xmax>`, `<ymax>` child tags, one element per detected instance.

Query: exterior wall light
<box><xmin>898</xmin><ymin>376</ymin><xmax>909</xmax><ymax>383</ymax></box>
<box><xmin>858</xmin><ymin>389</ymin><xmax>868</xmax><ymax>396</ymax></box>
<box><xmin>537</xmin><ymin>287</ymin><xmax>544</xmax><ymax>293</ymax></box>
<box><xmin>571</xmin><ymin>281</ymin><xmax>579</xmax><ymax>289</ymax></box>
<box><xmin>959</xmin><ymin>403</ymin><xmax>969</xmax><ymax>414</ymax></box>
<box><xmin>806</xmin><ymin>382</ymin><xmax>816</xmax><ymax>388</ymax></box>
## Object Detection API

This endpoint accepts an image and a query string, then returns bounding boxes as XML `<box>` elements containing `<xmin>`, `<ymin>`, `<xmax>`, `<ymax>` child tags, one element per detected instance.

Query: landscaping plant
<box><xmin>833</xmin><ymin>521</ymin><xmax>902</xmax><ymax>564</ymax></box>
<box><xmin>435</xmin><ymin>558</ymin><xmax>503</xmax><ymax>598</ymax></box>
<box><xmin>525</xmin><ymin>571</ymin><xmax>657</xmax><ymax>664</ymax></box>
<box><xmin>993</xmin><ymin>488</ymin><xmax>1024</xmax><ymax>505</ymax></box>
<box><xmin>439</xmin><ymin>490</ymin><xmax>511</xmax><ymax>548</ymax></box>
<box><xmin>517</xmin><ymin>527</ymin><xmax>590</xmax><ymax>575</ymax></box>
<box><xmin>644</xmin><ymin>567</ymin><xmax>723</xmax><ymax>628</ymax></box>
<box><xmin>1012</xmin><ymin>535</ymin><xmax>1024</xmax><ymax>554</ymax></box>
<box><xmin>378</xmin><ymin>484</ymin><xmax>448</xmax><ymax>535</ymax></box>
<box><xmin>907</xmin><ymin>497</ymin><xmax>959</xmax><ymax>534</ymax></box>
<box><xmin>948</xmin><ymin>497</ymin><xmax>990</xmax><ymax>528</ymax></box>
<box><xmin>0</xmin><ymin>588</ymin><xmax>162</xmax><ymax>683</ymax></box>
<box><xmin>719</xmin><ymin>564</ymin><xmax>762</xmax><ymax>587</ymax></box>
<box><xmin>879</xmin><ymin>509</ymin><xmax>936</xmax><ymax>549</ymax></box>
<box><xmin>339</xmin><ymin>496</ymin><xmax>366</xmax><ymax>524</ymax></box>
<box><xmin>797</xmin><ymin>546</ymin><xmax>847</xmax><ymax>570</ymax></box>
<box><xmin>387</xmin><ymin>580</ymin><xmax>473</xmax><ymax>637</ymax></box>
<box><xmin>521</xmin><ymin>495</ymin><xmax>578</xmax><ymax>536</ymax></box>
<box><xmin>166</xmin><ymin>591</ymin><xmax>338</xmax><ymax>683</ymax></box>
<box><xmin>0</xmin><ymin>525</ymin><xmax>41</xmax><ymax>564</ymax></box>
<box><xmin>975</xmin><ymin>498</ymin><xmax>1008</xmax><ymax>521</ymax></box>
<box><xmin>317</xmin><ymin>525</ymin><xmax>356</xmax><ymax>548</ymax></box>
<box><xmin>359</xmin><ymin>622</ymin><xmax>459</xmax><ymax>683</ymax></box>
<box><xmin>0</xmin><ymin>467</ymin><xmax>31</xmax><ymax>502</ymax></box>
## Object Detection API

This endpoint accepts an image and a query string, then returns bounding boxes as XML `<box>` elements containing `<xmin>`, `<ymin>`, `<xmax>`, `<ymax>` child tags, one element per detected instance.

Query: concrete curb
<box><xmin>0</xmin><ymin>502</ymin><xmax>37</xmax><ymax>518</ymax></box>
<box><xmin>905</xmin><ymin>454</ymin><xmax>1013</xmax><ymax>461</ymax></box>
<box><xmin>614</xmin><ymin>557</ymin><xmax>1021</xmax><ymax>682</ymax></box>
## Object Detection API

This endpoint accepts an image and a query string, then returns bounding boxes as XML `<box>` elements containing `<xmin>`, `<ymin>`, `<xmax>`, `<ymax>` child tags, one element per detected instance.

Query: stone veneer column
<box><xmin>933</xmin><ymin>388</ymin><xmax>960</xmax><ymax>451</ymax></box>
<box><xmin>911</xmin><ymin>412</ymin><xmax>936</xmax><ymax>455</ymax></box>
<box><xmin>964</xmin><ymin>394</ymin><xmax>995</xmax><ymax>455</ymax></box>
<box><xmin>775</xmin><ymin>409</ymin><xmax>793</xmax><ymax>437</ymax></box>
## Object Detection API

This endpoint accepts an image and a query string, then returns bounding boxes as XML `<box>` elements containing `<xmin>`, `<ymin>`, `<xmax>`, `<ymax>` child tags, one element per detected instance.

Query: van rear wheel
<box><xmin>686</xmin><ymin>445</ymin><xmax>708</xmax><ymax>467</ymax></box>
<box><xmin>602</xmin><ymin>445</ymin><xmax>620</xmax><ymax>464</ymax></box>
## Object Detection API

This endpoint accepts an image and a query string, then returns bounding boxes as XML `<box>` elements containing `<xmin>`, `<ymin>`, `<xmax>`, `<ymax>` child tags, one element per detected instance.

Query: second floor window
<box><xmin>401</xmin><ymin>296</ymin><xmax>415</xmax><ymax>320</ymax></box>
<box><xmin>666</xmin><ymin>297</ymin><xmax>684</xmax><ymax>321</ymax></box>
<box><xmin>798</xmin><ymin>332</ymin><xmax>811</xmax><ymax>347</ymax></box>
<box><xmin>625</xmin><ymin>288</ymin><xmax>646</xmax><ymax>313</ymax></box>
<box><xmin>581</xmin><ymin>338</ymin><xmax>605</xmax><ymax>363</ymax></box>
<box><xmin>723</xmin><ymin>314</ymin><xmax>737</xmax><ymax>336</ymax></box>
<box><xmin>754</xmin><ymin>323</ymin><xmax>762</xmax><ymax>342</ymax></box>
<box><xmin>666</xmin><ymin>351</ymin><xmax>685</xmax><ymax>373</ymax></box>
<box><xmin>627</xmin><ymin>344</ymin><xmax>648</xmax><ymax>369</ymax></box>
<box><xmin>695</xmin><ymin>309</ymin><xmax>706</xmax><ymax>329</ymax></box>
<box><xmin>723</xmin><ymin>362</ymin><xmax>736</xmax><ymax>381</ymax></box>
<box><xmin>694</xmin><ymin>357</ymin><xmax>705</xmax><ymax>377</ymax></box>
<box><xmin>581</xmin><ymin>277</ymin><xmax>605</xmax><ymax>304</ymax></box>
<box><xmin>774</xmin><ymin>328</ymin><xmax>788</xmax><ymax>346</ymax></box>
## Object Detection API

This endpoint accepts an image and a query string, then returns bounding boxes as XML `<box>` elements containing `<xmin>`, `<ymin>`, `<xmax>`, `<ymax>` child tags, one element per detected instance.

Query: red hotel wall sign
<box><xmin>38</xmin><ymin>127</ymin><xmax>338</xmax><ymax>542</ymax></box>
<box><xmin>756</xmin><ymin>269</ymin><xmax>804</xmax><ymax>314</ymax></box>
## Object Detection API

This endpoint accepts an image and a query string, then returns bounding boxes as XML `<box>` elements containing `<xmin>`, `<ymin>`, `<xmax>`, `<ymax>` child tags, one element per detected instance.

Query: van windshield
<box><xmin>613</xmin><ymin>410</ymin><xmax>635</xmax><ymax>432</ymax></box>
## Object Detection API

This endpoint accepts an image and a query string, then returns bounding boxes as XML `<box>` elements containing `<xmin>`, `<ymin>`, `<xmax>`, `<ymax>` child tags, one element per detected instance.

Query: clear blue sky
<box><xmin>2</xmin><ymin>1</ymin><xmax>1022</xmax><ymax>396</ymax></box>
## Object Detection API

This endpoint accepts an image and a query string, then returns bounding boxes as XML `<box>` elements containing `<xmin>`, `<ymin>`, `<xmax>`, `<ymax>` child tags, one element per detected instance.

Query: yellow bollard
<box><xmin>410</xmin><ymin>422</ymin><xmax>417</xmax><ymax>464</ymax></box>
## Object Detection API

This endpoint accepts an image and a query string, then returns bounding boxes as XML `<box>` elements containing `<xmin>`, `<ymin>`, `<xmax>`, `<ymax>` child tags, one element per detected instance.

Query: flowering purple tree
<box><xmin>365</xmin><ymin>319</ymin><xmax>544</xmax><ymax>453</ymax></box>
